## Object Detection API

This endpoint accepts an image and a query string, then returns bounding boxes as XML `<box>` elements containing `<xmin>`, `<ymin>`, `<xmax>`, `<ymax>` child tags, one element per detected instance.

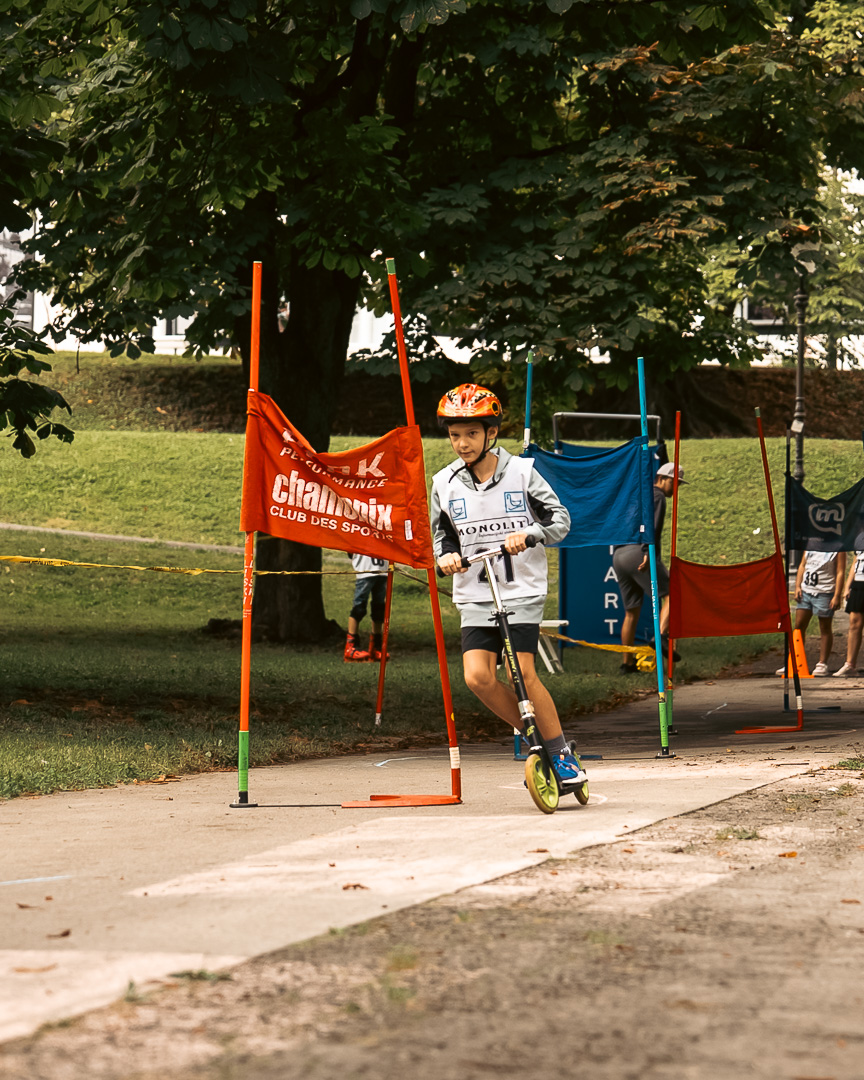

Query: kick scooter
<box><xmin>449</xmin><ymin>539</ymin><xmax>589</xmax><ymax>815</ymax></box>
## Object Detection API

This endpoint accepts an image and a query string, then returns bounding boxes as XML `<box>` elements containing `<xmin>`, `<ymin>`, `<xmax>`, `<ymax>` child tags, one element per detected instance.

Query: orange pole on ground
<box><xmin>736</xmin><ymin>407</ymin><xmax>804</xmax><ymax>734</ymax></box>
<box><xmin>231</xmin><ymin>261</ymin><xmax>262</xmax><ymax>807</ymax></box>
<box><xmin>373</xmin><ymin>565</ymin><xmax>395</xmax><ymax>725</ymax></box>
<box><xmin>342</xmin><ymin>259</ymin><xmax>462</xmax><ymax>807</ymax></box>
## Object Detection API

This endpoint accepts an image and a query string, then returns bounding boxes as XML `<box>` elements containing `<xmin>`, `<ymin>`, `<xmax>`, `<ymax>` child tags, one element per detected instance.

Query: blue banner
<box><xmin>786</xmin><ymin>475</ymin><xmax>864</xmax><ymax>552</ymax></box>
<box><xmin>528</xmin><ymin>437</ymin><xmax>655</xmax><ymax>547</ymax></box>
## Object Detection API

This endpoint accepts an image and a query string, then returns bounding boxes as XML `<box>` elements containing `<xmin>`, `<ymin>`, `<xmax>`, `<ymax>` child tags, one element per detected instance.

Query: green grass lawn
<box><xmin>2</xmin><ymin>385</ymin><xmax>862</xmax><ymax>799</ymax></box>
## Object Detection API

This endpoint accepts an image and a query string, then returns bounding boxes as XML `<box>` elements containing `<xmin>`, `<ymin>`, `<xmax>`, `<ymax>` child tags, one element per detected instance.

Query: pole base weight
<box><xmin>230</xmin><ymin>793</ymin><xmax>258</xmax><ymax>808</ymax></box>
<box><xmin>342</xmin><ymin>794</ymin><xmax>461</xmax><ymax>808</ymax></box>
<box><xmin>656</xmin><ymin>747</ymin><xmax>676</xmax><ymax>759</ymax></box>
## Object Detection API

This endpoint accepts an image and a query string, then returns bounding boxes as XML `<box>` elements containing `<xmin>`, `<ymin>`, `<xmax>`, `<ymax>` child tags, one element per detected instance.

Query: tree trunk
<box><xmin>244</xmin><ymin>254</ymin><xmax>361</xmax><ymax>642</ymax></box>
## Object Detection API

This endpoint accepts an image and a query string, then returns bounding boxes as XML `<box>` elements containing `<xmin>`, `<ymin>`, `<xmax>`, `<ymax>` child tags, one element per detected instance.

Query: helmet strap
<box><xmin>462</xmin><ymin>426</ymin><xmax>497</xmax><ymax>485</ymax></box>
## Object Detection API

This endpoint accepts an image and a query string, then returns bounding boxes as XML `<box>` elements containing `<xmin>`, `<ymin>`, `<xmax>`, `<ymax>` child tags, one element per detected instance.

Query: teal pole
<box><xmin>522</xmin><ymin>350</ymin><xmax>534</xmax><ymax>455</ymax></box>
<box><xmin>637</xmin><ymin>356</ymin><xmax>673</xmax><ymax>758</ymax></box>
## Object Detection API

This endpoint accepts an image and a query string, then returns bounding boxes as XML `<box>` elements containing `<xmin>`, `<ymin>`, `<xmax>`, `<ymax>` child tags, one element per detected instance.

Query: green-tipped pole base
<box><xmin>230</xmin><ymin>791</ymin><xmax>258</xmax><ymax>808</ymax></box>
<box><xmin>666</xmin><ymin>686</ymin><xmax>678</xmax><ymax>736</ymax></box>
<box><xmin>656</xmin><ymin>696</ymin><xmax>676</xmax><ymax>759</ymax></box>
<box><xmin>231</xmin><ymin>730</ymin><xmax>257</xmax><ymax>806</ymax></box>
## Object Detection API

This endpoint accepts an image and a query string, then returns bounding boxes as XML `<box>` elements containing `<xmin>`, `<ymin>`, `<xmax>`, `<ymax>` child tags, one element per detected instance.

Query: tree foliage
<box><xmin>5</xmin><ymin>0</ymin><xmax>864</xmax><ymax>625</ymax></box>
<box><xmin>0</xmin><ymin>1</ymin><xmax>73</xmax><ymax>454</ymax></box>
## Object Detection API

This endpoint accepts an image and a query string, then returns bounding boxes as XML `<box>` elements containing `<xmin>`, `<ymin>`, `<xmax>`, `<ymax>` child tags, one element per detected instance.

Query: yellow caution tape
<box><xmin>0</xmin><ymin>554</ymin><xmax>658</xmax><ymax>664</ymax></box>
<box><xmin>0</xmin><ymin>555</ymin><xmax>360</xmax><ymax>577</ymax></box>
<box><xmin>540</xmin><ymin>627</ymin><xmax>655</xmax><ymax>657</ymax></box>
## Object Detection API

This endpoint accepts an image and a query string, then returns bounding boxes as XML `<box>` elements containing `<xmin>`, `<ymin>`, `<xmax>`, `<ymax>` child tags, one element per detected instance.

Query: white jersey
<box><xmin>854</xmin><ymin>551</ymin><xmax>864</xmax><ymax>583</ymax></box>
<box><xmin>350</xmin><ymin>553</ymin><xmax>388</xmax><ymax>578</ymax></box>
<box><xmin>432</xmin><ymin>456</ymin><xmax>548</xmax><ymax>606</ymax></box>
<box><xmin>800</xmin><ymin>551</ymin><xmax>839</xmax><ymax>595</ymax></box>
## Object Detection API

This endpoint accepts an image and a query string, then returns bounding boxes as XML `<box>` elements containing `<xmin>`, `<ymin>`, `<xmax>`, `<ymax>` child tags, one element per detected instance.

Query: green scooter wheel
<box><xmin>524</xmin><ymin>752</ymin><xmax>560</xmax><ymax>814</ymax></box>
<box><xmin>568</xmin><ymin>743</ymin><xmax>589</xmax><ymax>804</ymax></box>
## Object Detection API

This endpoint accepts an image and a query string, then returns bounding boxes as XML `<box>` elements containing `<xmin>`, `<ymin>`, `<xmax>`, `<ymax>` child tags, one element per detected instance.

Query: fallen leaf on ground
<box><xmin>16</xmin><ymin>902</ymin><xmax>40</xmax><ymax>909</ymax></box>
<box><xmin>342</xmin><ymin>883</ymin><xmax>369</xmax><ymax>891</ymax></box>
<box><xmin>527</xmin><ymin>848</ymin><xmax>548</xmax><ymax>853</ymax></box>
<box><xmin>622</xmin><ymin>848</ymin><xmax>635</xmax><ymax>854</ymax></box>
<box><xmin>841</xmin><ymin>898</ymin><xmax>861</xmax><ymax>904</ymax></box>
<box><xmin>13</xmin><ymin>964</ymin><xmax>56</xmax><ymax>974</ymax></box>
<box><xmin>778</xmin><ymin>851</ymin><xmax>798</xmax><ymax>858</ymax></box>
<box><xmin>47</xmin><ymin>929</ymin><xmax>71</xmax><ymax>938</ymax></box>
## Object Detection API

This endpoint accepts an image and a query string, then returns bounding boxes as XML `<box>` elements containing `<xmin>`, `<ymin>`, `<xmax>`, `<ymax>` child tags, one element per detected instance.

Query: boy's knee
<box><xmin>465</xmin><ymin>670</ymin><xmax>493</xmax><ymax>696</ymax></box>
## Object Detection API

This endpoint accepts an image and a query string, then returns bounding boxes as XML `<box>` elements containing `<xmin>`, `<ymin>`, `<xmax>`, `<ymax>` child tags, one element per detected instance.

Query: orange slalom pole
<box><xmin>231</xmin><ymin>260</ymin><xmax>262</xmax><ymax>807</ymax></box>
<box><xmin>387</xmin><ymin>259</ymin><xmax>416</xmax><ymax>427</ymax></box>
<box><xmin>388</xmin><ymin>257</ymin><xmax>461</xmax><ymax>800</ymax></box>
<box><xmin>373</xmin><ymin>565</ymin><xmax>395</xmax><ymax>725</ymax></box>
<box><xmin>737</xmin><ymin>407</ymin><xmax>804</xmax><ymax>734</ymax></box>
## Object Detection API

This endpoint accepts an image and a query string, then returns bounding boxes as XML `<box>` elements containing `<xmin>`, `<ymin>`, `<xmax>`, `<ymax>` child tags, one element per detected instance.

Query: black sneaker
<box><xmin>619</xmin><ymin>662</ymin><xmax>638</xmax><ymax>674</ymax></box>
<box><xmin>659</xmin><ymin>635</ymin><xmax>682</xmax><ymax>663</ymax></box>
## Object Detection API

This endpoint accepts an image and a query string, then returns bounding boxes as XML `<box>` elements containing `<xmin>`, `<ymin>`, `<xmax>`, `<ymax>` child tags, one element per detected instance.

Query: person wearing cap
<box><xmin>612</xmin><ymin>461</ymin><xmax>688</xmax><ymax>673</ymax></box>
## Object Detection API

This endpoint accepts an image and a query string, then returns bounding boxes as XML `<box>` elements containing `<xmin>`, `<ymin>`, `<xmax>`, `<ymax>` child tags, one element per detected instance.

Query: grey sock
<box><xmin>546</xmin><ymin>734</ymin><xmax>568</xmax><ymax>756</ymax></box>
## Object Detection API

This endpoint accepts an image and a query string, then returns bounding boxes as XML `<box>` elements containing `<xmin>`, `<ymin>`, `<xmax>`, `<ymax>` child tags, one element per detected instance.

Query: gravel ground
<box><xmin>3</xmin><ymin>767</ymin><xmax>864</xmax><ymax>1080</ymax></box>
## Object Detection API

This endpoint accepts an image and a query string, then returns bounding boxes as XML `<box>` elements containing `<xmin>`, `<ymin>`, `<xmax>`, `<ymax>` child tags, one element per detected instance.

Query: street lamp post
<box><xmin>792</xmin><ymin>269</ymin><xmax>808</xmax><ymax>483</ymax></box>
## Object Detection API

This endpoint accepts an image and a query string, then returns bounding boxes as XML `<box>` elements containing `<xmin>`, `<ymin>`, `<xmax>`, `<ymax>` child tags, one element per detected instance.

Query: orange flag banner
<box><xmin>240</xmin><ymin>392</ymin><xmax>434</xmax><ymax>569</ymax></box>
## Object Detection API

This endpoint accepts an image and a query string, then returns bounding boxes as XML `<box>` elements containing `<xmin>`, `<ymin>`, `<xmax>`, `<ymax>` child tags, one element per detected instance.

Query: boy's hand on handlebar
<box><xmin>437</xmin><ymin>552</ymin><xmax>468</xmax><ymax>576</ymax></box>
<box><xmin>504</xmin><ymin>531</ymin><xmax>531</xmax><ymax>555</ymax></box>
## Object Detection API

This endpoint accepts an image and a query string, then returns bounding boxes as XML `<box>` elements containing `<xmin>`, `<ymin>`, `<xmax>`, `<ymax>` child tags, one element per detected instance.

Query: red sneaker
<box><xmin>368</xmin><ymin>635</ymin><xmax>390</xmax><ymax>662</ymax></box>
<box><xmin>344</xmin><ymin>635</ymin><xmax>371</xmax><ymax>662</ymax></box>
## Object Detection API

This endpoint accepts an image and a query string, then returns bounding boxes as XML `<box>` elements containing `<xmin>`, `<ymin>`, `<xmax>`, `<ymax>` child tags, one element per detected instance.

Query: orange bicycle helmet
<box><xmin>436</xmin><ymin>383</ymin><xmax>502</xmax><ymax>427</ymax></box>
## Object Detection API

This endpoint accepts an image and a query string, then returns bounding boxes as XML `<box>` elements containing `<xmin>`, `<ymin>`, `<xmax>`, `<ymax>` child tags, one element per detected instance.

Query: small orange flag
<box><xmin>240</xmin><ymin>392</ymin><xmax>434</xmax><ymax>569</ymax></box>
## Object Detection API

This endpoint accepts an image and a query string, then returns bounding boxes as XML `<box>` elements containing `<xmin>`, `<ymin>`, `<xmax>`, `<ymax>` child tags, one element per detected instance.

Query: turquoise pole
<box><xmin>637</xmin><ymin>357</ymin><xmax>673</xmax><ymax>757</ymax></box>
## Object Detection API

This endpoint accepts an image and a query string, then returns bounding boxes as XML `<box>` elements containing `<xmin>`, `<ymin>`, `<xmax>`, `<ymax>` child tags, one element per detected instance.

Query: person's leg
<box><xmin>621</xmin><ymin>605</ymin><xmax>641</xmax><ymax>668</ymax></box>
<box><xmin>848</xmin><ymin>611</ymin><xmax>863</xmax><ymax>668</ymax></box>
<box><xmin>514</xmin><ymin>651</ymin><xmax>565</xmax><ymax>742</ymax></box>
<box><xmin>463</xmin><ymin>647</ymin><xmax>565</xmax><ymax>743</ymax></box>
<box><xmin>815</xmin><ymin>615</ymin><xmax>833</xmax><ymax>666</ymax></box>
<box><xmin>795</xmin><ymin>607</ymin><xmax>812</xmax><ymax>636</ymax></box>
<box><xmin>462</xmin><ymin>649</ymin><xmax>522</xmax><ymax>726</ymax></box>
<box><xmin>659</xmin><ymin>596</ymin><xmax>669</xmax><ymax>636</ymax></box>
<box><xmin>513</xmin><ymin>651</ymin><xmax>586</xmax><ymax>785</ymax></box>
<box><xmin>345</xmin><ymin>580</ymin><xmax>371</xmax><ymax>661</ymax></box>
<box><xmin>368</xmin><ymin>577</ymin><xmax>388</xmax><ymax>659</ymax></box>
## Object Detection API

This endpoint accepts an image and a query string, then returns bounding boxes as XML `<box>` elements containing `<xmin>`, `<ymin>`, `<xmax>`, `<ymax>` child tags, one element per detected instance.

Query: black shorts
<box><xmin>461</xmin><ymin>623</ymin><xmax>540</xmax><ymax>659</ymax></box>
<box><xmin>846</xmin><ymin>582</ymin><xmax>864</xmax><ymax>614</ymax></box>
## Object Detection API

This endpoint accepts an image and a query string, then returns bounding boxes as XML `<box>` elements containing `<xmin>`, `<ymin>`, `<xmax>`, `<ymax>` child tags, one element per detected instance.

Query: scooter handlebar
<box><xmin>436</xmin><ymin>534</ymin><xmax>541</xmax><ymax>576</ymax></box>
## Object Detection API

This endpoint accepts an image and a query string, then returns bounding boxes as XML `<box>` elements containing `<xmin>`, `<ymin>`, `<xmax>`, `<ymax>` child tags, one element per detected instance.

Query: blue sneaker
<box><xmin>552</xmin><ymin>749</ymin><xmax>587</xmax><ymax>787</ymax></box>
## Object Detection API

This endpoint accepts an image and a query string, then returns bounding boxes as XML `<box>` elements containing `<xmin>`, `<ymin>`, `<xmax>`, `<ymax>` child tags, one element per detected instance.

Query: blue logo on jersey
<box><xmin>504</xmin><ymin>491</ymin><xmax>526</xmax><ymax>513</ymax></box>
<box><xmin>449</xmin><ymin>498</ymin><xmax>467</xmax><ymax>522</ymax></box>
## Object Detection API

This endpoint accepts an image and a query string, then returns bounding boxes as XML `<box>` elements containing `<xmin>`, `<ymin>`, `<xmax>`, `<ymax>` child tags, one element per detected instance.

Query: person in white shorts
<box><xmin>833</xmin><ymin>550</ymin><xmax>864</xmax><ymax>678</ymax></box>
<box><xmin>777</xmin><ymin>550</ymin><xmax>846</xmax><ymax>676</ymax></box>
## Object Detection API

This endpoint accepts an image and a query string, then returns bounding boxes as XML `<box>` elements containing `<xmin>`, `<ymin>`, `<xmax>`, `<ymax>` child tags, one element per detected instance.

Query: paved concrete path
<box><xmin>2</xmin><ymin>667</ymin><xmax>862</xmax><ymax>1042</ymax></box>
